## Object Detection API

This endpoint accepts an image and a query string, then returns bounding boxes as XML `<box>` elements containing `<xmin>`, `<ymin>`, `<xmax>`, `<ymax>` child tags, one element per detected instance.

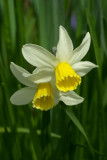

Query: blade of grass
<box><xmin>63</xmin><ymin>105</ymin><xmax>94</xmax><ymax>156</ymax></box>
<box><xmin>86</xmin><ymin>9</ymin><xmax>105</xmax><ymax>160</ymax></box>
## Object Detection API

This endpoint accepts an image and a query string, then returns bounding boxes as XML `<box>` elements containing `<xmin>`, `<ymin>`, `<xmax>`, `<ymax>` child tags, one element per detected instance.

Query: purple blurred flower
<box><xmin>71</xmin><ymin>13</ymin><xmax>77</xmax><ymax>30</ymax></box>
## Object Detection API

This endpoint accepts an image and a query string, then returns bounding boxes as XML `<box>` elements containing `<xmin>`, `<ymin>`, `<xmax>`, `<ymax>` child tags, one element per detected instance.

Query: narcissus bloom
<box><xmin>22</xmin><ymin>26</ymin><xmax>98</xmax><ymax>92</ymax></box>
<box><xmin>10</xmin><ymin>63</ymin><xmax>84</xmax><ymax>111</ymax></box>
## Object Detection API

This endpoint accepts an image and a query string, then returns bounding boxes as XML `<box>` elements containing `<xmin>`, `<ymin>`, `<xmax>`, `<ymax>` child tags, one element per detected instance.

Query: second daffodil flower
<box><xmin>10</xmin><ymin>63</ymin><xmax>84</xmax><ymax>111</ymax></box>
<box><xmin>22</xmin><ymin>26</ymin><xmax>98</xmax><ymax>92</ymax></box>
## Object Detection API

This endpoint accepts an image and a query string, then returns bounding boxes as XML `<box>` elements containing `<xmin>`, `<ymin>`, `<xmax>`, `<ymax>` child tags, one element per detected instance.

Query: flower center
<box><xmin>55</xmin><ymin>62</ymin><xmax>81</xmax><ymax>92</ymax></box>
<box><xmin>32</xmin><ymin>83</ymin><xmax>54</xmax><ymax>110</ymax></box>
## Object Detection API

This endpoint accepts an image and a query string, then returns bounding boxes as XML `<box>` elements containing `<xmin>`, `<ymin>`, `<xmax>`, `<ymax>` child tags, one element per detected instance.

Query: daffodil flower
<box><xmin>10</xmin><ymin>62</ymin><xmax>84</xmax><ymax>111</ymax></box>
<box><xmin>22</xmin><ymin>26</ymin><xmax>98</xmax><ymax>92</ymax></box>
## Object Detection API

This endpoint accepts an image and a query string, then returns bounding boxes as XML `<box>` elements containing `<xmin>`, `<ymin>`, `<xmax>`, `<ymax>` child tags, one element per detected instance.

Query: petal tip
<box><xmin>10</xmin><ymin>62</ymin><xmax>14</xmax><ymax>65</ymax></box>
<box><xmin>81</xmin><ymin>97</ymin><xmax>84</xmax><ymax>102</ymax></box>
<box><xmin>10</xmin><ymin>62</ymin><xmax>15</xmax><ymax>70</ymax></box>
<box><xmin>92</xmin><ymin>63</ymin><xmax>99</xmax><ymax>68</ymax></box>
<box><xmin>59</xmin><ymin>25</ymin><xmax>64</xmax><ymax>29</ymax></box>
<box><xmin>87</xmin><ymin>32</ymin><xmax>90</xmax><ymax>35</ymax></box>
<box><xmin>86</xmin><ymin>32</ymin><xmax>91</xmax><ymax>39</ymax></box>
<box><xmin>59</xmin><ymin>25</ymin><xmax>66</xmax><ymax>32</ymax></box>
<box><xmin>10</xmin><ymin>96</ymin><xmax>15</xmax><ymax>105</ymax></box>
<box><xmin>96</xmin><ymin>65</ymin><xmax>99</xmax><ymax>68</ymax></box>
<box><xmin>77</xmin><ymin>97</ymin><xmax>84</xmax><ymax>104</ymax></box>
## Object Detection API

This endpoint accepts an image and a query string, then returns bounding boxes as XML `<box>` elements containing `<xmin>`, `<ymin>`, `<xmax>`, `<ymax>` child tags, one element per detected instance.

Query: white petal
<box><xmin>72</xmin><ymin>61</ymin><xmax>98</xmax><ymax>77</ymax></box>
<box><xmin>24</xmin><ymin>67</ymin><xmax>54</xmax><ymax>84</ymax></box>
<box><xmin>56</xmin><ymin>26</ymin><xmax>73</xmax><ymax>61</ymax></box>
<box><xmin>53</xmin><ymin>86</ymin><xmax>60</xmax><ymax>106</ymax></box>
<box><xmin>54</xmin><ymin>94</ymin><xmax>60</xmax><ymax>106</ymax></box>
<box><xmin>10</xmin><ymin>87</ymin><xmax>36</xmax><ymax>105</ymax></box>
<box><xmin>69</xmin><ymin>32</ymin><xmax>91</xmax><ymax>65</ymax></box>
<box><xmin>22</xmin><ymin>44</ymin><xmax>58</xmax><ymax>68</ymax></box>
<box><xmin>60</xmin><ymin>91</ymin><xmax>84</xmax><ymax>106</ymax></box>
<box><xmin>10</xmin><ymin>62</ymin><xmax>35</xmax><ymax>87</ymax></box>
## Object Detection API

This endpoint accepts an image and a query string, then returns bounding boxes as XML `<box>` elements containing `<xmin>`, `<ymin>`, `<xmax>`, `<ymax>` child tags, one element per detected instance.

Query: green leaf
<box><xmin>63</xmin><ymin>106</ymin><xmax>94</xmax><ymax>156</ymax></box>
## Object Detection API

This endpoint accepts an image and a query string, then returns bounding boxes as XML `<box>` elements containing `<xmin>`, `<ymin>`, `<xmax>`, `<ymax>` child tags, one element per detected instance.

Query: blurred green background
<box><xmin>0</xmin><ymin>0</ymin><xmax>107</xmax><ymax>160</ymax></box>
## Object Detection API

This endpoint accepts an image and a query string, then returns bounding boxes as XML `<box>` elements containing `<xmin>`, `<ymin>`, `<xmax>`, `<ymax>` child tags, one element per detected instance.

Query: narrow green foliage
<box><xmin>63</xmin><ymin>106</ymin><xmax>94</xmax><ymax>156</ymax></box>
<box><xmin>0</xmin><ymin>0</ymin><xmax>107</xmax><ymax>160</ymax></box>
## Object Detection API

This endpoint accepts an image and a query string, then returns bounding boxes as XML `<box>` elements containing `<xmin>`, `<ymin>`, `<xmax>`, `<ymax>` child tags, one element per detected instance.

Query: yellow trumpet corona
<box><xmin>33</xmin><ymin>83</ymin><xmax>54</xmax><ymax>110</ymax></box>
<box><xmin>55</xmin><ymin>62</ymin><xmax>81</xmax><ymax>92</ymax></box>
